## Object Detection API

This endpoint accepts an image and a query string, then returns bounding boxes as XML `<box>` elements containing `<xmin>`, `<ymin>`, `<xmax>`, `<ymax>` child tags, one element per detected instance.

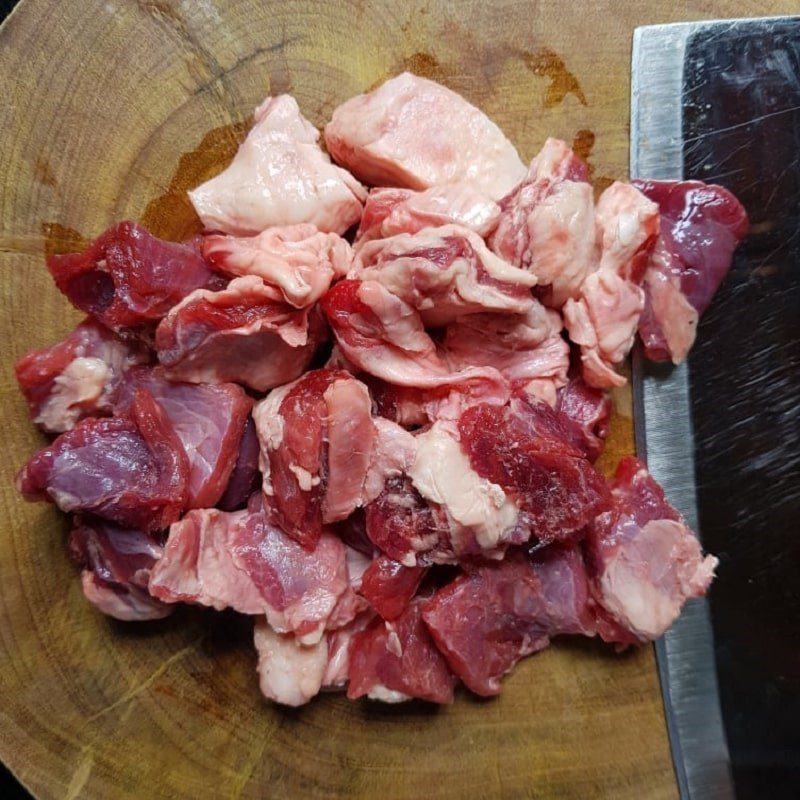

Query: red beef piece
<box><xmin>358</xmin><ymin>555</ymin><xmax>427</xmax><ymax>620</ymax></box>
<box><xmin>347</xmin><ymin>600</ymin><xmax>457</xmax><ymax>704</ymax></box>
<box><xmin>17</xmin><ymin>389</ymin><xmax>188</xmax><ymax>531</ymax></box>
<box><xmin>14</xmin><ymin>317</ymin><xmax>150</xmax><ymax>434</ymax></box>
<box><xmin>47</xmin><ymin>221</ymin><xmax>225</xmax><ymax>338</ymax></box>
<box><xmin>555</xmin><ymin>371</ymin><xmax>612</xmax><ymax>462</ymax></box>
<box><xmin>115</xmin><ymin>368</ymin><xmax>251</xmax><ymax>509</ymax></box>
<box><xmin>217</xmin><ymin>416</ymin><xmax>261</xmax><ymax>511</ymax></box>
<box><xmin>69</xmin><ymin>516</ymin><xmax>171</xmax><ymax>621</ymax></box>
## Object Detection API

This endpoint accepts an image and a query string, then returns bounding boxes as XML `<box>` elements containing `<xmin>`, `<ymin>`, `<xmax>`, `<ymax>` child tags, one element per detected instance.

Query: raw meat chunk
<box><xmin>114</xmin><ymin>368</ymin><xmax>251</xmax><ymax>509</ymax></box>
<box><xmin>361</xmin><ymin>417</ymin><xmax>418</xmax><ymax>504</ymax></box>
<box><xmin>47</xmin><ymin>221</ymin><xmax>225</xmax><ymax>339</ymax></box>
<box><xmin>355</xmin><ymin>185</ymin><xmax>501</xmax><ymax>245</ymax></box>
<box><xmin>203</xmin><ymin>224</ymin><xmax>352</xmax><ymax>308</ymax></box>
<box><xmin>189</xmin><ymin>95</ymin><xmax>365</xmax><ymax>236</ymax></box>
<box><xmin>217</xmin><ymin>417</ymin><xmax>261</xmax><ymax>511</ymax></box>
<box><xmin>585</xmin><ymin>457</ymin><xmax>717</xmax><ymax>642</ymax></box>
<box><xmin>490</xmin><ymin>138</ymin><xmax>596</xmax><ymax>307</ymax></box>
<box><xmin>347</xmin><ymin>599</ymin><xmax>457</xmax><ymax>704</ymax></box>
<box><xmin>17</xmin><ymin>390</ymin><xmax>188</xmax><ymax>532</ymax></box>
<box><xmin>359</xmin><ymin>555</ymin><xmax>427</xmax><ymax>621</ymax></box>
<box><xmin>149</xmin><ymin>500</ymin><xmax>349</xmax><ymax>643</ymax></box>
<box><xmin>555</xmin><ymin>372</ymin><xmax>611</xmax><ymax>462</ymax></box>
<box><xmin>15</xmin><ymin>317</ymin><xmax>150</xmax><ymax>433</ymax></box>
<box><xmin>253</xmin><ymin>369</ymin><xmax>375</xmax><ymax>549</ymax></box>
<box><xmin>563</xmin><ymin>182</ymin><xmax>659</xmax><ymax>388</ymax></box>
<box><xmin>632</xmin><ymin>180</ymin><xmax>748</xmax><ymax>363</ymax></box>
<box><xmin>457</xmin><ymin>394</ymin><xmax>609</xmax><ymax>545</ymax></box>
<box><xmin>69</xmin><ymin>516</ymin><xmax>172</xmax><ymax>621</ymax></box>
<box><xmin>321</xmin><ymin>279</ymin><xmax>507</xmax><ymax>394</ymax></box>
<box><xmin>353</xmin><ymin>224</ymin><xmax>536</xmax><ymax>326</ymax></box>
<box><xmin>155</xmin><ymin>275</ymin><xmax>326</xmax><ymax>391</ymax></box>
<box><xmin>442</xmin><ymin>303</ymin><xmax>569</xmax><ymax>407</ymax></box>
<box><xmin>325</xmin><ymin>72</ymin><xmax>526</xmax><ymax>200</ymax></box>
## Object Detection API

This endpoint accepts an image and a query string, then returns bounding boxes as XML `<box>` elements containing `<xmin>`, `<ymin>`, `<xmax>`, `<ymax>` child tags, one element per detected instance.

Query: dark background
<box><xmin>0</xmin><ymin>4</ymin><xmax>797</xmax><ymax>799</ymax></box>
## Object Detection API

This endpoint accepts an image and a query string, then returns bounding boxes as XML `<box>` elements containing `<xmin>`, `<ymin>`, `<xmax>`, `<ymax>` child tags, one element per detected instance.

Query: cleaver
<box><xmin>631</xmin><ymin>16</ymin><xmax>800</xmax><ymax>800</ymax></box>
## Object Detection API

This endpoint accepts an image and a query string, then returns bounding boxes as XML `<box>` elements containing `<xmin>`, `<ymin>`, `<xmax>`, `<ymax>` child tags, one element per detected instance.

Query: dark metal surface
<box><xmin>633</xmin><ymin>15</ymin><xmax>800</xmax><ymax>800</ymax></box>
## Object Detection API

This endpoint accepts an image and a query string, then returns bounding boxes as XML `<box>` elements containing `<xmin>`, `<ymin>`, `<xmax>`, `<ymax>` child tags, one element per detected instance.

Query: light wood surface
<box><xmin>1</xmin><ymin>1</ymin><xmax>789</xmax><ymax>798</ymax></box>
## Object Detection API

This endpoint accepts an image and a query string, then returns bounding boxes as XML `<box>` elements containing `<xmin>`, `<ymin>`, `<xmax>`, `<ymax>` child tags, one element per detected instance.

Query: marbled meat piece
<box><xmin>355</xmin><ymin>184</ymin><xmax>501</xmax><ymax>245</ymax></box>
<box><xmin>47</xmin><ymin>221</ymin><xmax>225</xmax><ymax>339</ymax></box>
<box><xmin>149</xmin><ymin>499</ymin><xmax>349</xmax><ymax>643</ymax></box>
<box><xmin>633</xmin><ymin>179</ymin><xmax>748</xmax><ymax>363</ymax></box>
<box><xmin>155</xmin><ymin>275</ymin><xmax>326</xmax><ymax>391</ymax></box>
<box><xmin>353</xmin><ymin>224</ymin><xmax>536</xmax><ymax>326</ymax></box>
<box><xmin>189</xmin><ymin>95</ymin><xmax>365</xmax><ymax>236</ymax></box>
<box><xmin>489</xmin><ymin>138</ymin><xmax>596</xmax><ymax>307</ymax></box>
<box><xmin>15</xmin><ymin>317</ymin><xmax>150</xmax><ymax>433</ymax></box>
<box><xmin>114</xmin><ymin>367</ymin><xmax>251</xmax><ymax>509</ymax></box>
<box><xmin>585</xmin><ymin>457</ymin><xmax>717</xmax><ymax>642</ymax></box>
<box><xmin>17</xmin><ymin>390</ymin><xmax>188</xmax><ymax>531</ymax></box>
<box><xmin>325</xmin><ymin>72</ymin><xmax>526</xmax><ymax>200</ymax></box>
<box><xmin>347</xmin><ymin>598</ymin><xmax>457</xmax><ymax>703</ymax></box>
<box><xmin>69</xmin><ymin>516</ymin><xmax>172</xmax><ymax>621</ymax></box>
<box><xmin>203</xmin><ymin>223</ymin><xmax>352</xmax><ymax>308</ymax></box>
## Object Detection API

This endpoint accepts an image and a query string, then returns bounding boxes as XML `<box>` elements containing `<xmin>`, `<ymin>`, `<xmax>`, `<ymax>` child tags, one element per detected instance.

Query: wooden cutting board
<box><xmin>0</xmin><ymin>2</ymin><xmax>790</xmax><ymax>798</ymax></box>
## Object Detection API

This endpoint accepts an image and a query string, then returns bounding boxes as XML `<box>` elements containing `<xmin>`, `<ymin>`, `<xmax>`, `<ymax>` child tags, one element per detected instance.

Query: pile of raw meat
<box><xmin>15</xmin><ymin>74</ymin><xmax>747</xmax><ymax>706</ymax></box>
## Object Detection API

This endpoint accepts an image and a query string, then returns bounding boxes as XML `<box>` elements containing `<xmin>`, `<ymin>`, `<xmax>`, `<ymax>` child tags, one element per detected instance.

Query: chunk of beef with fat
<box><xmin>155</xmin><ymin>275</ymin><xmax>326</xmax><ymax>391</ymax></box>
<box><xmin>585</xmin><ymin>457</ymin><xmax>717</xmax><ymax>642</ymax></box>
<box><xmin>203</xmin><ymin>223</ymin><xmax>352</xmax><ymax>308</ymax></box>
<box><xmin>189</xmin><ymin>95</ymin><xmax>365</xmax><ymax>236</ymax></box>
<box><xmin>632</xmin><ymin>180</ymin><xmax>748</xmax><ymax>364</ymax></box>
<box><xmin>149</xmin><ymin>497</ymin><xmax>349</xmax><ymax>644</ymax></box>
<box><xmin>114</xmin><ymin>368</ymin><xmax>251</xmax><ymax>509</ymax></box>
<box><xmin>47</xmin><ymin>221</ymin><xmax>225</xmax><ymax>340</ymax></box>
<box><xmin>15</xmin><ymin>317</ymin><xmax>150</xmax><ymax>434</ymax></box>
<box><xmin>324</xmin><ymin>72</ymin><xmax>525</xmax><ymax>200</ymax></box>
<box><xmin>69</xmin><ymin>516</ymin><xmax>172</xmax><ymax>621</ymax></box>
<box><xmin>17</xmin><ymin>390</ymin><xmax>188</xmax><ymax>532</ymax></box>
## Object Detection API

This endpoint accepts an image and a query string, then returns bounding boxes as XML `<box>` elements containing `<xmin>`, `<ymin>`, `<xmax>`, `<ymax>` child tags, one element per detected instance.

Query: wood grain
<box><xmin>0</xmin><ymin>1</ymin><xmax>791</xmax><ymax>798</ymax></box>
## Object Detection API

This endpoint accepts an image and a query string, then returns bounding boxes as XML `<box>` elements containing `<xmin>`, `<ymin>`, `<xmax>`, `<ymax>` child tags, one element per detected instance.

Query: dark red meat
<box><xmin>69</xmin><ymin>516</ymin><xmax>171</xmax><ymax>621</ymax></box>
<box><xmin>555</xmin><ymin>371</ymin><xmax>612</xmax><ymax>462</ymax></box>
<box><xmin>14</xmin><ymin>317</ymin><xmax>150</xmax><ymax>433</ymax></box>
<box><xmin>347</xmin><ymin>600</ymin><xmax>457</xmax><ymax>703</ymax></box>
<box><xmin>359</xmin><ymin>555</ymin><xmax>427</xmax><ymax>620</ymax></box>
<box><xmin>17</xmin><ymin>389</ymin><xmax>188</xmax><ymax>531</ymax></box>
<box><xmin>47</xmin><ymin>221</ymin><xmax>225</xmax><ymax>338</ymax></box>
<box><xmin>458</xmin><ymin>394</ymin><xmax>610</xmax><ymax>545</ymax></box>
<box><xmin>217</xmin><ymin>416</ymin><xmax>261</xmax><ymax>511</ymax></box>
<box><xmin>114</xmin><ymin>368</ymin><xmax>251</xmax><ymax>509</ymax></box>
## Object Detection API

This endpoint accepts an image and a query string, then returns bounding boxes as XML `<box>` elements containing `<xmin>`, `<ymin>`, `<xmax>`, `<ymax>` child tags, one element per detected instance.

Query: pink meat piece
<box><xmin>563</xmin><ymin>182</ymin><xmax>659</xmax><ymax>388</ymax></box>
<box><xmin>155</xmin><ymin>275</ymin><xmax>326</xmax><ymax>391</ymax></box>
<box><xmin>17</xmin><ymin>390</ymin><xmax>188</xmax><ymax>532</ymax></box>
<box><xmin>442</xmin><ymin>303</ymin><xmax>569</xmax><ymax>407</ymax></box>
<box><xmin>47</xmin><ymin>221</ymin><xmax>225</xmax><ymax>339</ymax></box>
<box><xmin>555</xmin><ymin>371</ymin><xmax>611</xmax><ymax>462</ymax></box>
<box><xmin>217</xmin><ymin>417</ymin><xmax>261</xmax><ymax>512</ymax></box>
<box><xmin>324</xmin><ymin>72</ymin><xmax>526</xmax><ymax>200</ymax></box>
<box><xmin>353</xmin><ymin>224</ymin><xmax>536</xmax><ymax>326</ymax></box>
<box><xmin>189</xmin><ymin>95</ymin><xmax>365</xmax><ymax>236</ymax></box>
<box><xmin>253</xmin><ymin>369</ymin><xmax>375</xmax><ymax>549</ymax></box>
<box><xmin>489</xmin><ymin>138</ymin><xmax>596</xmax><ymax>307</ymax></box>
<box><xmin>69</xmin><ymin>516</ymin><xmax>172</xmax><ymax>622</ymax></box>
<box><xmin>322</xmin><ymin>610</ymin><xmax>375</xmax><ymax>690</ymax></box>
<box><xmin>321</xmin><ymin>279</ymin><xmax>507</xmax><ymax>396</ymax></box>
<box><xmin>632</xmin><ymin>180</ymin><xmax>748</xmax><ymax>363</ymax></box>
<box><xmin>457</xmin><ymin>394</ymin><xmax>610</xmax><ymax>546</ymax></box>
<box><xmin>114</xmin><ymin>367</ymin><xmax>251</xmax><ymax>509</ymax></box>
<box><xmin>347</xmin><ymin>599</ymin><xmax>457</xmax><ymax>704</ymax></box>
<box><xmin>585</xmin><ymin>457</ymin><xmax>717</xmax><ymax>642</ymax></box>
<box><xmin>14</xmin><ymin>317</ymin><xmax>150</xmax><ymax>434</ymax></box>
<box><xmin>358</xmin><ymin>555</ymin><xmax>427</xmax><ymax>621</ymax></box>
<box><xmin>203</xmin><ymin>224</ymin><xmax>352</xmax><ymax>308</ymax></box>
<box><xmin>355</xmin><ymin>185</ymin><xmax>501</xmax><ymax>245</ymax></box>
<box><xmin>149</xmin><ymin>500</ymin><xmax>349</xmax><ymax>643</ymax></box>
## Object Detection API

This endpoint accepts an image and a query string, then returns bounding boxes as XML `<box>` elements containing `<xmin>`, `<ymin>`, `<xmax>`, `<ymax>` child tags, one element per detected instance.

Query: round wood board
<box><xmin>2</xmin><ymin>1</ymin><xmax>786</xmax><ymax>798</ymax></box>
